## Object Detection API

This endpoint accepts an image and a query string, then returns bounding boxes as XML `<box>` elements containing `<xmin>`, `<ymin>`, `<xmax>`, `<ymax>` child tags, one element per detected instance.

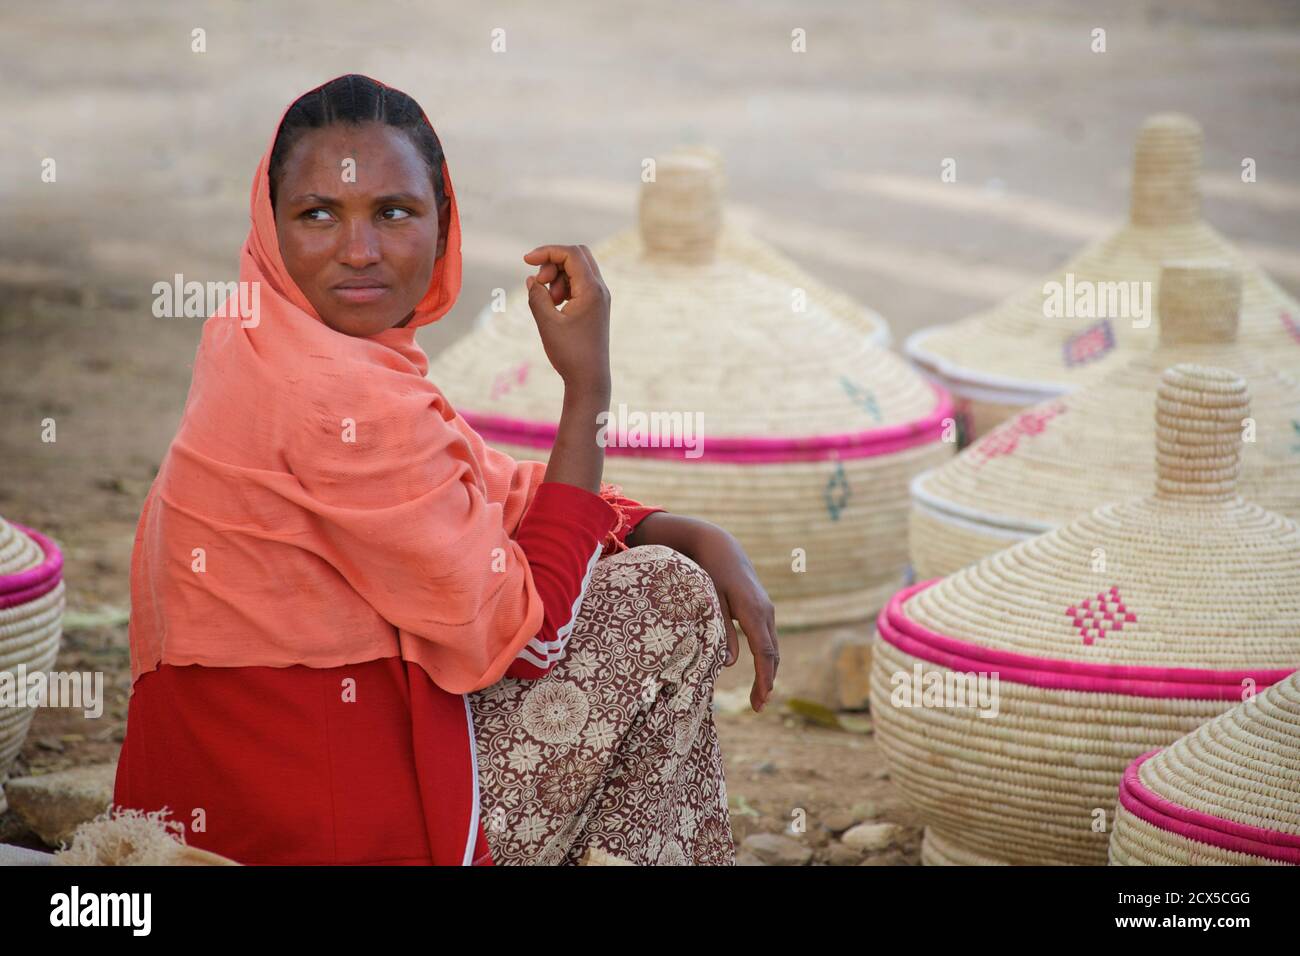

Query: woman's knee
<box><xmin>585</xmin><ymin>545</ymin><xmax>727</xmax><ymax>672</ymax></box>
<box><xmin>595</xmin><ymin>545</ymin><xmax>719</xmax><ymax>618</ymax></box>
<box><xmin>649</xmin><ymin>548</ymin><xmax>727</xmax><ymax>666</ymax></box>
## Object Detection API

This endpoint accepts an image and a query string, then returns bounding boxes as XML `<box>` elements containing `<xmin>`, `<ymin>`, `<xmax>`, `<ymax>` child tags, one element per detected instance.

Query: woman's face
<box><xmin>273</xmin><ymin>122</ymin><xmax>441</xmax><ymax>336</ymax></box>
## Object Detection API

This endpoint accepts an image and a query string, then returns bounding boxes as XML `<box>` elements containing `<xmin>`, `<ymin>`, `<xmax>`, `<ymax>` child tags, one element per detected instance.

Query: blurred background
<box><xmin>1</xmin><ymin>0</ymin><xmax>1297</xmax><ymax>863</ymax></box>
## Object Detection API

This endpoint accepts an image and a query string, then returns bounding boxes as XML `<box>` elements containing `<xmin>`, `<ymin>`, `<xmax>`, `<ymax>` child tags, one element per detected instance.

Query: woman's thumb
<box><xmin>526</xmin><ymin>275</ymin><xmax>557</xmax><ymax>320</ymax></box>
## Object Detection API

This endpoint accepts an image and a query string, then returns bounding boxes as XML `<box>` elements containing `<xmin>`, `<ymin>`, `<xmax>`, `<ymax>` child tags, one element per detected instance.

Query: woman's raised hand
<box><xmin>523</xmin><ymin>244</ymin><xmax>611</xmax><ymax>399</ymax></box>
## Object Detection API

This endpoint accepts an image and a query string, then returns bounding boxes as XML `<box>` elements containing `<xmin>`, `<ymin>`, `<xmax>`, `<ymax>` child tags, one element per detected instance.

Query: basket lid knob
<box><xmin>1130</xmin><ymin>113</ymin><xmax>1202</xmax><ymax>227</ymax></box>
<box><xmin>1157</xmin><ymin>260</ymin><xmax>1242</xmax><ymax>346</ymax></box>
<box><xmin>1154</xmin><ymin>363</ymin><xmax>1249</xmax><ymax>502</ymax></box>
<box><xmin>638</xmin><ymin>147</ymin><xmax>724</xmax><ymax>265</ymax></box>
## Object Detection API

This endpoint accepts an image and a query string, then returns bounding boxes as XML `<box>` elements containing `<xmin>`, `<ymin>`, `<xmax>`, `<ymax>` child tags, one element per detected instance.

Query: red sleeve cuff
<box><xmin>597</xmin><ymin>481</ymin><xmax>666</xmax><ymax>556</ymax></box>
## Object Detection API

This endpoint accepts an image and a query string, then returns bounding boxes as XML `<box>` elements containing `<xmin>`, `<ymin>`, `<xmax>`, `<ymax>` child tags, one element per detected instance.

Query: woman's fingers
<box><xmin>723</xmin><ymin>601</ymin><xmax>740</xmax><ymax>667</ymax></box>
<box><xmin>525</xmin><ymin>259</ymin><xmax>565</xmax><ymax>305</ymax></box>
<box><xmin>768</xmin><ymin>605</ymin><xmax>780</xmax><ymax>683</ymax></box>
<box><xmin>738</xmin><ymin>602</ymin><xmax>778</xmax><ymax>712</ymax></box>
<box><xmin>525</xmin><ymin>274</ymin><xmax>563</xmax><ymax>323</ymax></box>
<box><xmin>718</xmin><ymin>585</ymin><xmax>778</xmax><ymax>712</ymax></box>
<box><xmin>537</xmin><ymin>263</ymin><xmax>573</xmax><ymax>307</ymax></box>
<box><xmin>523</xmin><ymin>245</ymin><xmax>598</xmax><ymax>301</ymax></box>
<box><xmin>548</xmin><ymin>271</ymin><xmax>570</xmax><ymax>306</ymax></box>
<box><xmin>526</xmin><ymin>260</ymin><xmax>570</xmax><ymax>307</ymax></box>
<box><xmin>715</xmin><ymin>589</ymin><xmax>740</xmax><ymax>672</ymax></box>
<box><xmin>574</xmin><ymin>243</ymin><xmax>605</xmax><ymax>283</ymax></box>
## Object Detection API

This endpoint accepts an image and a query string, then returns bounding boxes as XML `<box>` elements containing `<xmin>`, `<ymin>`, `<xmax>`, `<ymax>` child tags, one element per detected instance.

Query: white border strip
<box><xmin>515</xmin><ymin>540</ymin><xmax>604</xmax><ymax>668</ymax></box>
<box><xmin>909</xmin><ymin>468</ymin><xmax>1054</xmax><ymax>538</ymax></box>
<box><xmin>461</xmin><ymin>693</ymin><xmax>482</xmax><ymax>866</ymax></box>
<box><xmin>905</xmin><ymin>325</ymin><xmax>1080</xmax><ymax>404</ymax></box>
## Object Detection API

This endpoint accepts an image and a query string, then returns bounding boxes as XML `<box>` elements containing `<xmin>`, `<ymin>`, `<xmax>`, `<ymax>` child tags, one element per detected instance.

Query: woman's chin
<box><xmin>319</xmin><ymin>307</ymin><xmax>407</xmax><ymax>337</ymax></box>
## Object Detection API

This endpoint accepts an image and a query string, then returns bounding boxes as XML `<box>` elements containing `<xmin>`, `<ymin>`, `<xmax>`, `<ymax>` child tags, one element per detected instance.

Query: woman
<box><xmin>114</xmin><ymin>74</ymin><xmax>780</xmax><ymax>866</ymax></box>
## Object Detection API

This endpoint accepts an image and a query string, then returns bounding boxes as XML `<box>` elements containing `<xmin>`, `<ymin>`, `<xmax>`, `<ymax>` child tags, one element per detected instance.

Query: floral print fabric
<box><xmin>469</xmin><ymin>545</ymin><xmax>735</xmax><ymax>865</ymax></box>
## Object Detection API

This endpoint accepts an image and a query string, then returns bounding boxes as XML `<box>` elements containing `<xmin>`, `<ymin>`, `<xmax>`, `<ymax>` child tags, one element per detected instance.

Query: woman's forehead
<box><xmin>279</xmin><ymin>122</ymin><xmax>435</xmax><ymax>198</ymax></box>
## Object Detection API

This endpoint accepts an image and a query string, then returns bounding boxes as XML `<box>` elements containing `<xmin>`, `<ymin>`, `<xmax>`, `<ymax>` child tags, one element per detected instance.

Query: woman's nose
<box><xmin>339</xmin><ymin>218</ymin><xmax>381</xmax><ymax>268</ymax></box>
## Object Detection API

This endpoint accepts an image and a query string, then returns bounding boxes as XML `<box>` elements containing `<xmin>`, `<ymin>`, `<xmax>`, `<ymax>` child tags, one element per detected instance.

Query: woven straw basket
<box><xmin>0</xmin><ymin>516</ymin><xmax>65</xmax><ymax>813</ymax></box>
<box><xmin>870</xmin><ymin>364</ymin><xmax>1300</xmax><ymax>865</ymax></box>
<box><xmin>50</xmin><ymin>807</ymin><xmax>242</xmax><ymax>866</ymax></box>
<box><xmin>1109</xmin><ymin>671</ymin><xmax>1300</xmax><ymax>866</ymax></box>
<box><xmin>905</xmin><ymin>113</ymin><xmax>1300</xmax><ymax>442</ymax></box>
<box><xmin>910</xmin><ymin>261</ymin><xmax>1300</xmax><ymax>580</ymax></box>
<box><xmin>428</xmin><ymin>147</ymin><xmax>953</xmax><ymax>628</ymax></box>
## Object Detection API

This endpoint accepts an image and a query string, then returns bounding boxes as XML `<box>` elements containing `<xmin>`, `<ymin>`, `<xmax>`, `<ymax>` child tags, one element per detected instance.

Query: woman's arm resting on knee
<box><xmin>627</xmin><ymin>513</ymin><xmax>779</xmax><ymax>712</ymax></box>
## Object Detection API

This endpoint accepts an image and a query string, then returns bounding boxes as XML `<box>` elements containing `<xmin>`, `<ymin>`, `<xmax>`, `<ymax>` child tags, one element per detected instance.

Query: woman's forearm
<box><xmin>625</xmin><ymin>510</ymin><xmax>713</xmax><ymax>556</ymax></box>
<box><xmin>543</xmin><ymin>384</ymin><xmax>611</xmax><ymax>494</ymax></box>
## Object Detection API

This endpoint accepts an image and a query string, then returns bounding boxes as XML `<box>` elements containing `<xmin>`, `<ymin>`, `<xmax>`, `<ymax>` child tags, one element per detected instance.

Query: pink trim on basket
<box><xmin>0</xmin><ymin>575</ymin><xmax>62</xmax><ymax>610</ymax></box>
<box><xmin>461</xmin><ymin>384</ymin><xmax>954</xmax><ymax>463</ymax></box>
<box><xmin>0</xmin><ymin>524</ymin><xmax>63</xmax><ymax>595</ymax></box>
<box><xmin>876</xmin><ymin>581</ymin><xmax>1295</xmax><ymax>700</ymax></box>
<box><xmin>1117</xmin><ymin>751</ymin><xmax>1300</xmax><ymax>864</ymax></box>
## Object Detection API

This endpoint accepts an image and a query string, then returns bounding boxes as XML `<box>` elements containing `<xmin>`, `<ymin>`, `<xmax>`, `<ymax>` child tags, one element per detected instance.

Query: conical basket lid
<box><xmin>428</xmin><ymin>148</ymin><xmax>947</xmax><ymax>459</ymax></box>
<box><xmin>913</xmin><ymin>261</ymin><xmax>1300</xmax><ymax>533</ymax></box>
<box><xmin>0</xmin><ymin>516</ymin><xmax>49</xmax><ymax>579</ymax></box>
<box><xmin>906</xmin><ymin>114</ymin><xmax>1300</xmax><ymax>400</ymax></box>
<box><xmin>1120</xmin><ymin>671</ymin><xmax>1300</xmax><ymax>862</ymax></box>
<box><xmin>895</xmin><ymin>364</ymin><xmax>1300</xmax><ymax>676</ymax></box>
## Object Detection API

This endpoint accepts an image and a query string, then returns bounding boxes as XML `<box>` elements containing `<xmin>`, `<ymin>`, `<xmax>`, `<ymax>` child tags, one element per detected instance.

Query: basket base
<box><xmin>922</xmin><ymin>826</ymin><xmax>1090</xmax><ymax>866</ymax></box>
<box><xmin>921</xmin><ymin>827</ymin><xmax>1012</xmax><ymax>866</ymax></box>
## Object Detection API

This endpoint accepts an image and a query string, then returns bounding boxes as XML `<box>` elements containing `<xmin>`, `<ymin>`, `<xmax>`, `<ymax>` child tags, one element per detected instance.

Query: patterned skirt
<box><xmin>469</xmin><ymin>544</ymin><xmax>735</xmax><ymax>865</ymax></box>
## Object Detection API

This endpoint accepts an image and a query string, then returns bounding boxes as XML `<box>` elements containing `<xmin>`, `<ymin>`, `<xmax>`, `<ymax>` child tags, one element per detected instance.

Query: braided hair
<box><xmin>269</xmin><ymin>75</ymin><xmax>450</xmax><ymax>254</ymax></box>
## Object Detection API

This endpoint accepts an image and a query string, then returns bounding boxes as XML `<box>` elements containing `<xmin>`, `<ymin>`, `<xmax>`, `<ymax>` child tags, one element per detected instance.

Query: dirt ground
<box><xmin>1</xmin><ymin>0</ymin><xmax>1297</xmax><ymax>863</ymax></box>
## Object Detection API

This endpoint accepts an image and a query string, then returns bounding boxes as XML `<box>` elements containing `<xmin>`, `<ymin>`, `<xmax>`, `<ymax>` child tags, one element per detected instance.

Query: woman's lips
<box><xmin>331</xmin><ymin>283</ymin><xmax>389</xmax><ymax>304</ymax></box>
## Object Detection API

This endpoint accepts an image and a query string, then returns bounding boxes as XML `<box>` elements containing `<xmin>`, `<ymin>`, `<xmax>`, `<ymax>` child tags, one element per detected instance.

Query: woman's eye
<box><xmin>382</xmin><ymin>207</ymin><xmax>412</xmax><ymax>221</ymax></box>
<box><xmin>301</xmin><ymin>208</ymin><xmax>334</xmax><ymax>222</ymax></box>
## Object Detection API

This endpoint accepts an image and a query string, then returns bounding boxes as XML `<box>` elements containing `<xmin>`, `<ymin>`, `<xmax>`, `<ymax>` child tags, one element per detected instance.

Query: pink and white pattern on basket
<box><xmin>966</xmin><ymin>401</ymin><xmax>1067</xmax><ymax>469</ymax></box>
<box><xmin>1066</xmin><ymin>586</ymin><xmax>1137</xmax><ymax>645</ymax></box>
<box><xmin>1281</xmin><ymin>311</ymin><xmax>1300</xmax><ymax>345</ymax></box>
<box><xmin>1062</xmin><ymin>318</ymin><xmax>1116</xmax><ymax>368</ymax></box>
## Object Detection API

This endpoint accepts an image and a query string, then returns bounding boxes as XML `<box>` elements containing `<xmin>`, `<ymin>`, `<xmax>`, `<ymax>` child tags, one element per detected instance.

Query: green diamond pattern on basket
<box><xmin>840</xmin><ymin>376</ymin><xmax>882</xmax><ymax>422</ymax></box>
<box><xmin>824</xmin><ymin>459</ymin><xmax>850</xmax><ymax>521</ymax></box>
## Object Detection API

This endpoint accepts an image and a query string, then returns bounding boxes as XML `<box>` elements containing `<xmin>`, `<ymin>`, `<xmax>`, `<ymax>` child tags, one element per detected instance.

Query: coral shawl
<box><xmin>129</xmin><ymin>81</ymin><xmax>560</xmax><ymax>694</ymax></box>
<box><xmin>117</xmin><ymin>76</ymin><xmax>659</xmax><ymax>865</ymax></box>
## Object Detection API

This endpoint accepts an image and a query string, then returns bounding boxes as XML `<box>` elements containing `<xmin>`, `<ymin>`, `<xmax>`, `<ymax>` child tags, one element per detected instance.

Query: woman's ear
<box><xmin>436</xmin><ymin>196</ymin><xmax>450</xmax><ymax>259</ymax></box>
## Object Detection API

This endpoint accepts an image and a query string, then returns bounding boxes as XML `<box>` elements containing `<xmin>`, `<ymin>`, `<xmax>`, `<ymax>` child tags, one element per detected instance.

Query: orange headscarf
<box><xmin>127</xmin><ymin>75</ymin><xmax>550</xmax><ymax>694</ymax></box>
